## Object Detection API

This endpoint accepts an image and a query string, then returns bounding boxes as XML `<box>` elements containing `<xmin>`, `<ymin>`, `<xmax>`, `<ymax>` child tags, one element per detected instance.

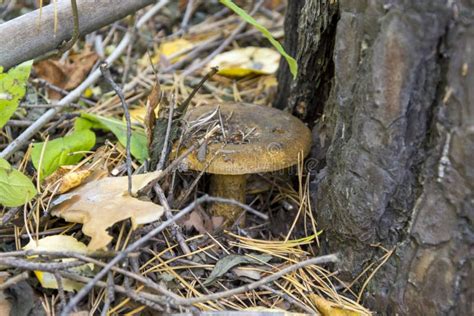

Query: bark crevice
<box><xmin>278</xmin><ymin>0</ymin><xmax>473</xmax><ymax>314</ymax></box>
<box><xmin>274</xmin><ymin>0</ymin><xmax>339</xmax><ymax>126</ymax></box>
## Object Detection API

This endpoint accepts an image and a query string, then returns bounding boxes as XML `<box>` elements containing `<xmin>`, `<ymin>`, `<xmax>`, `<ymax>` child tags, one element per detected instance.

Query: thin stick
<box><xmin>54</xmin><ymin>272</ymin><xmax>67</xmax><ymax>312</ymax></box>
<box><xmin>55</xmin><ymin>0</ymin><xmax>79</xmax><ymax>55</ymax></box>
<box><xmin>0</xmin><ymin>257</ymin><xmax>85</xmax><ymax>272</ymax></box>
<box><xmin>34</xmin><ymin>79</ymin><xmax>95</xmax><ymax>106</ymax></box>
<box><xmin>180</xmin><ymin>0</ymin><xmax>195</xmax><ymax>32</ymax></box>
<box><xmin>59</xmin><ymin>271</ymin><xmax>165</xmax><ymax>311</ymax></box>
<box><xmin>154</xmin><ymin>183</ymin><xmax>191</xmax><ymax>256</ymax></box>
<box><xmin>0</xmin><ymin>0</ymin><xmax>170</xmax><ymax>159</ymax></box>
<box><xmin>177</xmin><ymin>67</ymin><xmax>219</xmax><ymax>114</ymax></box>
<box><xmin>100</xmin><ymin>272</ymin><xmax>115</xmax><ymax>316</ymax></box>
<box><xmin>157</xmin><ymin>94</ymin><xmax>176</xmax><ymax>171</ymax></box>
<box><xmin>21</xmin><ymin>250</ymin><xmax>178</xmax><ymax>300</ymax></box>
<box><xmin>100</xmin><ymin>62</ymin><xmax>133</xmax><ymax>195</ymax></box>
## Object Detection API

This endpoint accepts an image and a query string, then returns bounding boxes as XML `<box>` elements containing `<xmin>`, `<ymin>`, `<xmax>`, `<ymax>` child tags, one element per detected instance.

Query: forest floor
<box><xmin>0</xmin><ymin>1</ymin><xmax>373</xmax><ymax>315</ymax></box>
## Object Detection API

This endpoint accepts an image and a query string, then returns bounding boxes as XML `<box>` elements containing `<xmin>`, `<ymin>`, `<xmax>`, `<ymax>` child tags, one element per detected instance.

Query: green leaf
<box><xmin>0</xmin><ymin>158</ymin><xmax>37</xmax><ymax>207</ymax></box>
<box><xmin>31</xmin><ymin>130</ymin><xmax>96</xmax><ymax>179</ymax></box>
<box><xmin>219</xmin><ymin>0</ymin><xmax>298</xmax><ymax>78</ymax></box>
<box><xmin>76</xmin><ymin>113</ymin><xmax>148</xmax><ymax>162</ymax></box>
<box><xmin>204</xmin><ymin>253</ymin><xmax>272</xmax><ymax>285</ymax></box>
<box><xmin>0</xmin><ymin>60</ymin><xmax>33</xmax><ymax>128</ymax></box>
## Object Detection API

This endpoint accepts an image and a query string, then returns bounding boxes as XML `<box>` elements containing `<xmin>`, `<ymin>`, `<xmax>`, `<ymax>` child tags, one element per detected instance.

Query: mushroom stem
<box><xmin>209</xmin><ymin>174</ymin><xmax>247</xmax><ymax>225</ymax></box>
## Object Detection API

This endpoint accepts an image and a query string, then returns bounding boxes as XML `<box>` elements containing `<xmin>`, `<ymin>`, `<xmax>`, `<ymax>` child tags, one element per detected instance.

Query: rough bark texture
<box><xmin>274</xmin><ymin>0</ymin><xmax>338</xmax><ymax>125</ymax></box>
<box><xmin>278</xmin><ymin>0</ymin><xmax>473</xmax><ymax>314</ymax></box>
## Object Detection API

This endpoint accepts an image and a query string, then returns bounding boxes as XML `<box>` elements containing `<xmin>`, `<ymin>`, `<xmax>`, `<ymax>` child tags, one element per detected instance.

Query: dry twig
<box><xmin>100</xmin><ymin>62</ymin><xmax>133</xmax><ymax>195</ymax></box>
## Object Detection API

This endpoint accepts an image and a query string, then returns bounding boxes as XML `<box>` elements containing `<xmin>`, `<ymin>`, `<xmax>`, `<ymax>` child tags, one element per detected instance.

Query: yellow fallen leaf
<box><xmin>51</xmin><ymin>171</ymin><xmax>164</xmax><ymax>250</ymax></box>
<box><xmin>129</xmin><ymin>105</ymin><xmax>160</xmax><ymax>125</ymax></box>
<box><xmin>130</xmin><ymin>107</ymin><xmax>147</xmax><ymax>125</ymax></box>
<box><xmin>23</xmin><ymin>235</ymin><xmax>92</xmax><ymax>292</ymax></box>
<box><xmin>45</xmin><ymin>166</ymin><xmax>92</xmax><ymax>194</ymax></box>
<box><xmin>140</xmin><ymin>38</ymin><xmax>194</xmax><ymax>66</ymax></box>
<box><xmin>207</xmin><ymin>47</ymin><xmax>281</xmax><ymax>77</ymax></box>
<box><xmin>160</xmin><ymin>38</ymin><xmax>194</xmax><ymax>63</ymax></box>
<box><xmin>309</xmin><ymin>294</ymin><xmax>364</xmax><ymax>316</ymax></box>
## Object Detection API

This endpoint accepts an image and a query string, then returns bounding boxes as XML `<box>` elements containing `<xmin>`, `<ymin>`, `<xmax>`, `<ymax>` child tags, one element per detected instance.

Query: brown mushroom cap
<box><xmin>183</xmin><ymin>103</ymin><xmax>312</xmax><ymax>175</ymax></box>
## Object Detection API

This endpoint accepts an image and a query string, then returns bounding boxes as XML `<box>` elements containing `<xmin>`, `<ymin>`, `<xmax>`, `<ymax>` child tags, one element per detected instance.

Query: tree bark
<box><xmin>278</xmin><ymin>0</ymin><xmax>473</xmax><ymax>314</ymax></box>
<box><xmin>274</xmin><ymin>0</ymin><xmax>338</xmax><ymax>125</ymax></box>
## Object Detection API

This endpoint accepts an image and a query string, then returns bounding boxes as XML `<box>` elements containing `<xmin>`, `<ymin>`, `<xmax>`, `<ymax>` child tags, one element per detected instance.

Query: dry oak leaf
<box><xmin>34</xmin><ymin>46</ymin><xmax>98</xmax><ymax>99</ymax></box>
<box><xmin>51</xmin><ymin>170</ymin><xmax>164</xmax><ymax>250</ymax></box>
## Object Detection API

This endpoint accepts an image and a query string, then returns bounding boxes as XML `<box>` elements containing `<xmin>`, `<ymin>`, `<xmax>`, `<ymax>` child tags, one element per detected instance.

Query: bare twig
<box><xmin>100</xmin><ymin>272</ymin><xmax>115</xmax><ymax>316</ymax></box>
<box><xmin>55</xmin><ymin>0</ymin><xmax>79</xmax><ymax>56</ymax></box>
<box><xmin>154</xmin><ymin>183</ymin><xmax>191</xmax><ymax>256</ymax></box>
<box><xmin>54</xmin><ymin>272</ymin><xmax>67</xmax><ymax>312</ymax></box>
<box><xmin>0</xmin><ymin>257</ymin><xmax>84</xmax><ymax>272</ymax></box>
<box><xmin>59</xmin><ymin>271</ymin><xmax>165</xmax><ymax>311</ymax></box>
<box><xmin>180</xmin><ymin>0</ymin><xmax>195</xmax><ymax>33</ymax></box>
<box><xmin>157</xmin><ymin>95</ymin><xmax>176</xmax><ymax>171</ymax></box>
<box><xmin>0</xmin><ymin>0</ymin><xmax>170</xmax><ymax>159</ymax></box>
<box><xmin>23</xmin><ymin>250</ymin><xmax>176</xmax><ymax>299</ymax></box>
<box><xmin>6</xmin><ymin>120</ymin><xmax>35</xmax><ymax>127</ymax></box>
<box><xmin>100</xmin><ymin>62</ymin><xmax>133</xmax><ymax>195</ymax></box>
<box><xmin>177</xmin><ymin>66</ymin><xmax>219</xmax><ymax>114</ymax></box>
<box><xmin>33</xmin><ymin>78</ymin><xmax>95</xmax><ymax>107</ymax></box>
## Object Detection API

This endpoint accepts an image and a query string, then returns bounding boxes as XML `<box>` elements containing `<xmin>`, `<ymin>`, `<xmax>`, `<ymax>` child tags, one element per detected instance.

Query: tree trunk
<box><xmin>277</xmin><ymin>0</ymin><xmax>473</xmax><ymax>314</ymax></box>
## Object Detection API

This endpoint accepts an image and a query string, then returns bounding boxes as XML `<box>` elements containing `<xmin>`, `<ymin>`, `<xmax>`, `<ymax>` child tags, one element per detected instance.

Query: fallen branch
<box><xmin>0</xmin><ymin>0</ymin><xmax>157</xmax><ymax>69</ymax></box>
<box><xmin>0</xmin><ymin>0</ymin><xmax>170</xmax><ymax>159</ymax></box>
<box><xmin>0</xmin><ymin>257</ymin><xmax>84</xmax><ymax>272</ymax></box>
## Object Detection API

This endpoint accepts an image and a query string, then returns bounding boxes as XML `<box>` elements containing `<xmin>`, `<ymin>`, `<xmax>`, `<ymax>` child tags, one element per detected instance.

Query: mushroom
<box><xmin>183</xmin><ymin>102</ymin><xmax>312</xmax><ymax>226</ymax></box>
